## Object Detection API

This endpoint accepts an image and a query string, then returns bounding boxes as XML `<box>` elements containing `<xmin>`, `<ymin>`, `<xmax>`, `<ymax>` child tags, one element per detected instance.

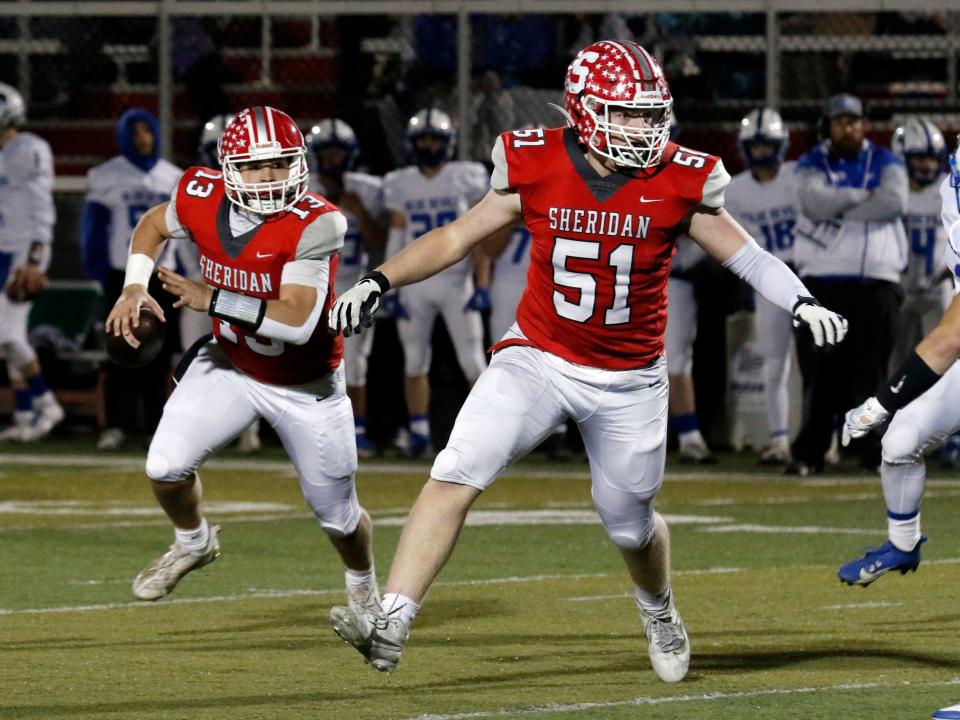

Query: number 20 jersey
<box><xmin>491</xmin><ymin>127</ymin><xmax>730</xmax><ymax>370</ymax></box>
<box><xmin>171</xmin><ymin>167</ymin><xmax>344</xmax><ymax>386</ymax></box>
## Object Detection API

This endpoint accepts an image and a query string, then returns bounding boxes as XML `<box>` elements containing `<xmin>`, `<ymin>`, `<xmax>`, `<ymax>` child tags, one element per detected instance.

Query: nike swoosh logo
<box><xmin>638</xmin><ymin>197</ymin><xmax>663</xmax><ymax>203</ymax></box>
<box><xmin>256</xmin><ymin>252</ymin><xmax>273</xmax><ymax>259</ymax></box>
<box><xmin>890</xmin><ymin>377</ymin><xmax>905</xmax><ymax>394</ymax></box>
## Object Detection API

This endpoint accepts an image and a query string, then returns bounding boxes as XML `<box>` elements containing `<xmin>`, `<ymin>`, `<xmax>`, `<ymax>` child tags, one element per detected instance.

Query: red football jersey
<box><xmin>492</xmin><ymin>127</ymin><xmax>728</xmax><ymax>370</ymax></box>
<box><xmin>173</xmin><ymin>166</ymin><xmax>344</xmax><ymax>385</ymax></box>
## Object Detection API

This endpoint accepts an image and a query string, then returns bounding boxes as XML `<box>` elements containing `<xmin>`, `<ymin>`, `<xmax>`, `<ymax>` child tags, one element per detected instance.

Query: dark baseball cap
<box><xmin>824</xmin><ymin>94</ymin><xmax>864</xmax><ymax>119</ymax></box>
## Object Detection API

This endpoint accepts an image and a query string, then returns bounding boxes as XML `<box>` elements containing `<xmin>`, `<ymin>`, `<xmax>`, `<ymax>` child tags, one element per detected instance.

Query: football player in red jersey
<box><xmin>105</xmin><ymin>107</ymin><xmax>380</xmax><ymax>617</ymax></box>
<box><xmin>328</xmin><ymin>41</ymin><xmax>848</xmax><ymax>681</ymax></box>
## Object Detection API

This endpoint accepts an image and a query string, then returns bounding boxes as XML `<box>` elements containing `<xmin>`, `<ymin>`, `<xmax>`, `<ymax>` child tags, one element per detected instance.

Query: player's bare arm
<box><xmin>329</xmin><ymin>189</ymin><xmax>521</xmax><ymax>335</ymax></box>
<box><xmin>688</xmin><ymin>205</ymin><xmax>849</xmax><ymax>349</ymax></box>
<box><xmin>105</xmin><ymin>201</ymin><xmax>170</xmax><ymax>338</ymax></box>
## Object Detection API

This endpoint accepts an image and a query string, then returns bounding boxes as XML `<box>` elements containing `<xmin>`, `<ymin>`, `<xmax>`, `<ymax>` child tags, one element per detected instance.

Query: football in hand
<box><xmin>105</xmin><ymin>308</ymin><xmax>165</xmax><ymax>368</ymax></box>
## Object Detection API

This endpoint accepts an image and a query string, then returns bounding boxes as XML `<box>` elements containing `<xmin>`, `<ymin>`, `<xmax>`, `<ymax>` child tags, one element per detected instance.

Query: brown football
<box><xmin>105</xmin><ymin>308</ymin><xmax>165</xmax><ymax>368</ymax></box>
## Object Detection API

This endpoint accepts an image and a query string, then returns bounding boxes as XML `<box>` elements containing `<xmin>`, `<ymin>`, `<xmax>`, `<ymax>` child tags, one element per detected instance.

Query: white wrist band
<box><xmin>123</xmin><ymin>253</ymin><xmax>155</xmax><ymax>288</ymax></box>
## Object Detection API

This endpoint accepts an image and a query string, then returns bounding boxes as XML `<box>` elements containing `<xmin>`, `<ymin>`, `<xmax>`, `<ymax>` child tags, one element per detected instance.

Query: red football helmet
<box><xmin>218</xmin><ymin>106</ymin><xmax>309</xmax><ymax>215</ymax></box>
<box><xmin>564</xmin><ymin>40</ymin><xmax>673</xmax><ymax>169</ymax></box>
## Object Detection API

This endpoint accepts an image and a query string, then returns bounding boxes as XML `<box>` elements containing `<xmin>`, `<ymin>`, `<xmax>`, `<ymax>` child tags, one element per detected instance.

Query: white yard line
<box><xmin>398</xmin><ymin>680</ymin><xmax>960</xmax><ymax>720</ymax></box>
<box><xmin>822</xmin><ymin>601</ymin><xmax>904</xmax><ymax>610</ymax></box>
<box><xmin>699</xmin><ymin>524</ymin><xmax>879</xmax><ymax>535</ymax></box>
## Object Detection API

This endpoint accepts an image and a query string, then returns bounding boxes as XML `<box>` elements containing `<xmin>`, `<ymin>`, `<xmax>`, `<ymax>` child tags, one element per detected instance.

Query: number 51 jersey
<box><xmin>170</xmin><ymin>166</ymin><xmax>345</xmax><ymax>386</ymax></box>
<box><xmin>491</xmin><ymin>127</ymin><xmax>730</xmax><ymax>370</ymax></box>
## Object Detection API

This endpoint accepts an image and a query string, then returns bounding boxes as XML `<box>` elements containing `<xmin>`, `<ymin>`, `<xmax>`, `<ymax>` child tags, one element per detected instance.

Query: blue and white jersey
<box><xmin>383</xmin><ymin>161</ymin><xmax>489</xmax><ymax>285</ymax></box>
<box><xmin>725</xmin><ymin>161</ymin><xmax>799</xmax><ymax>263</ymax></box>
<box><xmin>490</xmin><ymin>224</ymin><xmax>531</xmax><ymax>340</ymax></box>
<box><xmin>903</xmin><ymin>174</ymin><xmax>949</xmax><ymax>293</ymax></box>
<box><xmin>311</xmin><ymin>170</ymin><xmax>383</xmax><ymax>291</ymax></box>
<box><xmin>0</xmin><ymin>131</ymin><xmax>55</xmax><ymax>257</ymax></box>
<box><xmin>84</xmin><ymin>155</ymin><xmax>182</xmax><ymax>271</ymax></box>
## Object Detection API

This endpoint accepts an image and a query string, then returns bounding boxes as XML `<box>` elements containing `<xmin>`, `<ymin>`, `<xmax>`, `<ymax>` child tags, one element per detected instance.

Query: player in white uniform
<box><xmin>664</xmin><ymin>236</ymin><xmax>716</xmax><ymax>462</ymax></box>
<box><xmin>307</xmin><ymin>119</ymin><xmax>385</xmax><ymax>457</ymax></box>
<box><xmin>80</xmin><ymin>108</ymin><xmax>182</xmax><ymax>451</ymax></box>
<box><xmin>383</xmin><ymin>109</ymin><xmax>491</xmax><ymax>457</ymax></box>
<box><xmin>891</xmin><ymin>118</ymin><xmax>951</xmax><ymax>369</ymax></box>
<box><xmin>0</xmin><ymin>83</ymin><xmax>63</xmax><ymax>442</ymax></box>
<box><xmin>725</xmin><ymin>107</ymin><xmax>800</xmax><ymax>464</ymax></box>
<box><xmin>838</xmin><ymin>140</ymin><xmax>960</xmax><ymax>590</ymax></box>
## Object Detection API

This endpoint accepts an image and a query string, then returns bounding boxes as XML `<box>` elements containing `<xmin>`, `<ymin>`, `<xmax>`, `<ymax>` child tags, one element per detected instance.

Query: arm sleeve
<box><xmin>843</xmin><ymin>162</ymin><xmax>909</xmax><ymax>222</ymax></box>
<box><xmin>79</xmin><ymin>201</ymin><xmax>112</xmax><ymax>285</ymax></box>
<box><xmin>294</xmin><ymin>211</ymin><xmax>347</xmax><ymax>260</ymax></box>
<box><xmin>797</xmin><ymin>167</ymin><xmax>870</xmax><ymax>221</ymax></box>
<box><xmin>700</xmin><ymin>160</ymin><xmax>731</xmax><ymax>209</ymax></box>
<box><xmin>255</xmin><ymin>258</ymin><xmax>329</xmax><ymax>345</ymax></box>
<box><xmin>490</xmin><ymin>135</ymin><xmax>510</xmax><ymax>191</ymax></box>
<box><xmin>722</xmin><ymin>238</ymin><xmax>809</xmax><ymax>313</ymax></box>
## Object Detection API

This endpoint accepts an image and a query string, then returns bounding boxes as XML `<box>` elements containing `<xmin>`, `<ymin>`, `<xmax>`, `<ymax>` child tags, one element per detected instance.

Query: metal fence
<box><xmin>0</xmin><ymin>1</ymin><xmax>958</xmax><ymax>182</ymax></box>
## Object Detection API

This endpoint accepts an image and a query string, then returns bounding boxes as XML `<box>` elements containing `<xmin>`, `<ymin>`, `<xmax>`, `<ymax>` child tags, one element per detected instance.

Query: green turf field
<box><xmin>2</xmin><ymin>443</ymin><xmax>959</xmax><ymax>719</ymax></box>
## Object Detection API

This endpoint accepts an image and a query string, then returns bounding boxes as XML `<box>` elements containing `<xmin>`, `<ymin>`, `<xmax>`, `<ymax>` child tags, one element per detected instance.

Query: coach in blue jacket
<box><xmin>789</xmin><ymin>94</ymin><xmax>908</xmax><ymax>475</ymax></box>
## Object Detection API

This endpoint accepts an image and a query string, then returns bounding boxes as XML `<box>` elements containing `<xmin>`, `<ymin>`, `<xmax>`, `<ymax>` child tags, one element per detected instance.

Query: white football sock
<box><xmin>345</xmin><ymin>566</ymin><xmax>376</xmax><ymax>588</ymax></box>
<box><xmin>635</xmin><ymin>586</ymin><xmax>672</xmax><ymax>615</ymax></box>
<box><xmin>383</xmin><ymin>592</ymin><xmax>419</xmax><ymax>627</ymax></box>
<box><xmin>175</xmin><ymin>518</ymin><xmax>211</xmax><ymax>555</ymax></box>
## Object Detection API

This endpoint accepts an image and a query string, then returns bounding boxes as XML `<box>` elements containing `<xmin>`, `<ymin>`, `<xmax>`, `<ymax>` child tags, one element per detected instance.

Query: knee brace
<box><xmin>881</xmin><ymin>419</ymin><xmax>924</xmax><ymax>465</ymax></box>
<box><xmin>302</xmin><ymin>478</ymin><xmax>362</xmax><ymax>537</ymax></box>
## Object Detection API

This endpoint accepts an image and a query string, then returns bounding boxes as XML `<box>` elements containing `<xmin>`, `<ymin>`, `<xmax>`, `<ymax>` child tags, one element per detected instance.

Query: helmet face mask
<box><xmin>219</xmin><ymin>107</ymin><xmax>309</xmax><ymax>215</ymax></box>
<box><xmin>893</xmin><ymin>118</ymin><xmax>946</xmax><ymax>187</ymax></box>
<box><xmin>306</xmin><ymin>118</ymin><xmax>359</xmax><ymax>180</ymax></box>
<box><xmin>406</xmin><ymin>109</ymin><xmax>454</xmax><ymax>168</ymax></box>
<box><xmin>737</xmin><ymin>107</ymin><xmax>788</xmax><ymax>171</ymax></box>
<box><xmin>564</xmin><ymin>41</ymin><xmax>673</xmax><ymax>170</ymax></box>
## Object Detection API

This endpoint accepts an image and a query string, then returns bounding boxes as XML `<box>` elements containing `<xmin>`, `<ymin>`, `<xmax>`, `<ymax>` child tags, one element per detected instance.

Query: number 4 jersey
<box><xmin>491</xmin><ymin>126</ymin><xmax>730</xmax><ymax>370</ymax></box>
<box><xmin>167</xmin><ymin>166</ymin><xmax>345</xmax><ymax>385</ymax></box>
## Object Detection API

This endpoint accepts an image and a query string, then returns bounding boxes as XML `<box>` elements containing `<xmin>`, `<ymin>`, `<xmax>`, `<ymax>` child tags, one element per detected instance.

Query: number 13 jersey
<box><xmin>168</xmin><ymin>166</ymin><xmax>345</xmax><ymax>386</ymax></box>
<box><xmin>490</xmin><ymin>127</ymin><xmax>730</xmax><ymax>370</ymax></box>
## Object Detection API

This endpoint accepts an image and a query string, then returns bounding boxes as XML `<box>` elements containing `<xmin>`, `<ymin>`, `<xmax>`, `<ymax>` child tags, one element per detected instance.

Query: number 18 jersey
<box><xmin>491</xmin><ymin>127</ymin><xmax>730</xmax><ymax>370</ymax></box>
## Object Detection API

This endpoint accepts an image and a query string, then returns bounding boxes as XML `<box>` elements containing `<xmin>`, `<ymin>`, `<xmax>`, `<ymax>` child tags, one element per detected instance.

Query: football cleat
<box><xmin>132</xmin><ymin>525</ymin><xmax>221</xmax><ymax>600</ymax></box>
<box><xmin>96</xmin><ymin>428</ymin><xmax>127</xmax><ymax>452</ymax></box>
<box><xmin>32</xmin><ymin>400</ymin><xmax>65</xmax><ymax>438</ymax></box>
<box><xmin>330</xmin><ymin>604</ymin><xmax>408</xmax><ymax>672</ymax></box>
<box><xmin>758</xmin><ymin>440</ymin><xmax>791</xmax><ymax>465</ymax></box>
<box><xmin>837</xmin><ymin>536</ymin><xmax>927</xmax><ymax>587</ymax></box>
<box><xmin>678</xmin><ymin>440</ymin><xmax>717</xmax><ymax>465</ymax></box>
<box><xmin>638</xmin><ymin>594</ymin><xmax>690</xmax><ymax>683</ymax></box>
<box><xmin>933</xmin><ymin>704</ymin><xmax>960</xmax><ymax>719</ymax></box>
<box><xmin>0</xmin><ymin>420</ymin><xmax>40</xmax><ymax>442</ymax></box>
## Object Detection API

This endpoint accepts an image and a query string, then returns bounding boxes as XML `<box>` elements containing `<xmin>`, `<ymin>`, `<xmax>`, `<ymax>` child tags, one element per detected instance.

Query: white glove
<box><xmin>328</xmin><ymin>276</ymin><xmax>384</xmax><ymax>337</ymax></box>
<box><xmin>792</xmin><ymin>297</ymin><xmax>848</xmax><ymax>349</ymax></box>
<box><xmin>841</xmin><ymin>396</ymin><xmax>890</xmax><ymax>446</ymax></box>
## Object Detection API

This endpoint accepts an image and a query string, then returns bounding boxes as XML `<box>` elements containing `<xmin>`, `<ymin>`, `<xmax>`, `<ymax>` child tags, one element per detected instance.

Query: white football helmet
<box><xmin>737</xmin><ymin>107</ymin><xmax>788</xmax><ymax>169</ymax></box>
<box><xmin>0</xmin><ymin>83</ymin><xmax>26</xmax><ymax>130</ymax></box>
<box><xmin>198</xmin><ymin>114</ymin><xmax>233</xmax><ymax>168</ymax></box>
<box><xmin>306</xmin><ymin>118</ymin><xmax>360</xmax><ymax>175</ymax></box>
<box><xmin>893</xmin><ymin>117</ymin><xmax>946</xmax><ymax>186</ymax></box>
<box><xmin>406</xmin><ymin>108</ymin><xmax>454</xmax><ymax>167</ymax></box>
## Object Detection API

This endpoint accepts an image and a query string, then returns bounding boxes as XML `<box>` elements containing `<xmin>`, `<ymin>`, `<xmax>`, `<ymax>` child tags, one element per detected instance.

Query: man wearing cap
<box><xmin>788</xmin><ymin>93</ymin><xmax>908</xmax><ymax>475</ymax></box>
